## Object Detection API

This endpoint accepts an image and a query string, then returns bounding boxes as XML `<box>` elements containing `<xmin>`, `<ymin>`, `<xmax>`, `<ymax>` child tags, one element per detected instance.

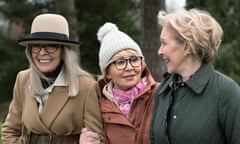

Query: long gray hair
<box><xmin>25</xmin><ymin>45</ymin><xmax>91</xmax><ymax>97</ymax></box>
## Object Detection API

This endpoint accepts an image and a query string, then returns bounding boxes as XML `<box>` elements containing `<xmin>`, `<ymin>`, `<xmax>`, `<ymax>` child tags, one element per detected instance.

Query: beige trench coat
<box><xmin>1</xmin><ymin>69</ymin><xmax>105</xmax><ymax>144</ymax></box>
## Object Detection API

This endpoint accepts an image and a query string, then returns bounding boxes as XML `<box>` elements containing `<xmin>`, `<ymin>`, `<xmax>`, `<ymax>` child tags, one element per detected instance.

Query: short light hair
<box><xmin>158</xmin><ymin>8</ymin><xmax>223</xmax><ymax>61</ymax></box>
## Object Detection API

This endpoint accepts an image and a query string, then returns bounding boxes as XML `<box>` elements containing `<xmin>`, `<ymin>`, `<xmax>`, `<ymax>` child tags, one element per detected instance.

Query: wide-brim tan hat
<box><xmin>17</xmin><ymin>13</ymin><xmax>80</xmax><ymax>48</ymax></box>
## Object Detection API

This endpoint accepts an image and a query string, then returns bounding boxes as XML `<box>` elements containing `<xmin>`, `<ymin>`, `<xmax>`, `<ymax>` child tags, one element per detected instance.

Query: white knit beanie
<box><xmin>97</xmin><ymin>22</ymin><xmax>143</xmax><ymax>74</ymax></box>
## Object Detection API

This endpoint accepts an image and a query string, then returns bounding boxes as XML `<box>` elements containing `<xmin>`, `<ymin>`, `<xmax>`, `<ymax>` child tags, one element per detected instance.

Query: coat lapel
<box><xmin>24</xmin><ymin>93</ymin><xmax>52</xmax><ymax>133</ymax></box>
<box><xmin>40</xmin><ymin>86</ymin><xmax>69</xmax><ymax>129</ymax></box>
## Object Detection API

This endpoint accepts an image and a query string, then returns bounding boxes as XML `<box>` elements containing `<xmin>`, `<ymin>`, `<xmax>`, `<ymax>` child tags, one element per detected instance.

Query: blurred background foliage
<box><xmin>0</xmin><ymin>0</ymin><xmax>240</xmax><ymax>124</ymax></box>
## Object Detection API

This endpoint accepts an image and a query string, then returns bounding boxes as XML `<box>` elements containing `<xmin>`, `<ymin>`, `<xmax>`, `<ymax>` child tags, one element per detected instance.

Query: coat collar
<box><xmin>159</xmin><ymin>62</ymin><xmax>214</xmax><ymax>95</ymax></box>
<box><xmin>185</xmin><ymin>62</ymin><xmax>214</xmax><ymax>94</ymax></box>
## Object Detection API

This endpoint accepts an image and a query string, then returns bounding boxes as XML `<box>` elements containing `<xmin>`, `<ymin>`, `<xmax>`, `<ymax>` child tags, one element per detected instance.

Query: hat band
<box><xmin>31</xmin><ymin>32</ymin><xmax>69</xmax><ymax>40</ymax></box>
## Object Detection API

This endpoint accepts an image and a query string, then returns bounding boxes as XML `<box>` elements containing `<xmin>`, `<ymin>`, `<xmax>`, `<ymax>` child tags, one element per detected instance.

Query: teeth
<box><xmin>163</xmin><ymin>59</ymin><xmax>168</xmax><ymax>63</ymax></box>
<box><xmin>39</xmin><ymin>59</ymin><xmax>50</xmax><ymax>63</ymax></box>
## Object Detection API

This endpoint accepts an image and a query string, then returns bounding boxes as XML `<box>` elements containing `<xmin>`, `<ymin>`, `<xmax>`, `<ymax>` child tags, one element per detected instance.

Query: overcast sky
<box><xmin>166</xmin><ymin>0</ymin><xmax>186</xmax><ymax>12</ymax></box>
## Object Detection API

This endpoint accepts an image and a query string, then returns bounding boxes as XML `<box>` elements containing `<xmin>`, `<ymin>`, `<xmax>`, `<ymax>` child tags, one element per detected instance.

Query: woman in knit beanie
<box><xmin>80</xmin><ymin>22</ymin><xmax>159</xmax><ymax>144</ymax></box>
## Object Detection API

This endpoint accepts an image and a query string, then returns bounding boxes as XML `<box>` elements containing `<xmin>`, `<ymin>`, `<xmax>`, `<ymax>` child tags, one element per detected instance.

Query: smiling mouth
<box><xmin>123</xmin><ymin>75</ymin><xmax>135</xmax><ymax>79</ymax></box>
<box><xmin>39</xmin><ymin>59</ymin><xmax>51</xmax><ymax>63</ymax></box>
<box><xmin>162</xmin><ymin>58</ymin><xmax>169</xmax><ymax>63</ymax></box>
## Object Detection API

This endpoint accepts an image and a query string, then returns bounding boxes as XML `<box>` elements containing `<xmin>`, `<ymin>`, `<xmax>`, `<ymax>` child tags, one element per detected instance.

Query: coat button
<box><xmin>173</xmin><ymin>115</ymin><xmax>177</xmax><ymax>119</ymax></box>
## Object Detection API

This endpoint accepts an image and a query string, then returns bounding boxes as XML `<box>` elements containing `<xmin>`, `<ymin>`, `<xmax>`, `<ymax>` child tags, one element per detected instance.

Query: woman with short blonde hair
<box><xmin>150</xmin><ymin>9</ymin><xmax>240</xmax><ymax>144</ymax></box>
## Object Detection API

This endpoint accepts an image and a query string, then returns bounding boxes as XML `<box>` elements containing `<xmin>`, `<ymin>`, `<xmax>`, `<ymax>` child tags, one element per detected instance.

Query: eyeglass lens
<box><xmin>31</xmin><ymin>44</ymin><xmax>60</xmax><ymax>53</ymax></box>
<box><xmin>112</xmin><ymin>56</ymin><xmax>142</xmax><ymax>70</ymax></box>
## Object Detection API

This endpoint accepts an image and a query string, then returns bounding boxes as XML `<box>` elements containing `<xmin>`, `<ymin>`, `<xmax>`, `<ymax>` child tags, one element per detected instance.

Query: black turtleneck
<box><xmin>41</xmin><ymin>62</ymin><xmax>63</xmax><ymax>89</ymax></box>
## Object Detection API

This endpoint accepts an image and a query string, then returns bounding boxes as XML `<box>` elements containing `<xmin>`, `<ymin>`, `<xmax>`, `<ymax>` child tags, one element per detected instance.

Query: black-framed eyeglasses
<box><xmin>30</xmin><ymin>44</ymin><xmax>61</xmax><ymax>54</ymax></box>
<box><xmin>110</xmin><ymin>56</ymin><xmax>143</xmax><ymax>70</ymax></box>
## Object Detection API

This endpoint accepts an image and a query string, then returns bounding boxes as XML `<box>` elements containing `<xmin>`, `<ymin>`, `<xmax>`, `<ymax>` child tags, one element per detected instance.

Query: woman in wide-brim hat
<box><xmin>1</xmin><ymin>13</ymin><xmax>106</xmax><ymax>144</ymax></box>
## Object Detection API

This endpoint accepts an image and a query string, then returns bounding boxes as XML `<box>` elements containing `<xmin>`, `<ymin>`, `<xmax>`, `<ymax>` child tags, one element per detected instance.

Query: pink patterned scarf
<box><xmin>112</xmin><ymin>80</ymin><xmax>145</xmax><ymax>118</ymax></box>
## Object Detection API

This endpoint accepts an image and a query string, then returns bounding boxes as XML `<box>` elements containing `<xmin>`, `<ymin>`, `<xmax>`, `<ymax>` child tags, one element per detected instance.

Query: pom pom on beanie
<box><xmin>97</xmin><ymin>22</ymin><xmax>143</xmax><ymax>74</ymax></box>
<box><xmin>97</xmin><ymin>22</ymin><xmax>118</xmax><ymax>42</ymax></box>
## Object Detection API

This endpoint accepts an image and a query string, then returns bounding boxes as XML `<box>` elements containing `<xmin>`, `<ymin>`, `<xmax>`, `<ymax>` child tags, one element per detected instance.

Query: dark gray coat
<box><xmin>150</xmin><ymin>62</ymin><xmax>240</xmax><ymax>144</ymax></box>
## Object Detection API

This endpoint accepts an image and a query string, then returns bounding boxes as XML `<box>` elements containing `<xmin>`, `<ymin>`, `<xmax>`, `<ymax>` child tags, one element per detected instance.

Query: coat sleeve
<box><xmin>1</xmin><ymin>71</ymin><xmax>28</xmax><ymax>144</ymax></box>
<box><xmin>150</xmin><ymin>85</ymin><xmax>162</xmax><ymax>144</ymax></box>
<box><xmin>218</xmin><ymin>78</ymin><xmax>240</xmax><ymax>144</ymax></box>
<box><xmin>83</xmin><ymin>82</ymin><xmax>107</xmax><ymax>144</ymax></box>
